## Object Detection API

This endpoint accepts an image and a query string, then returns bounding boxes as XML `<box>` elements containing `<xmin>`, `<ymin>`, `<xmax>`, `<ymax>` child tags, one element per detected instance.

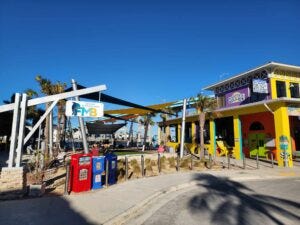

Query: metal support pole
<box><xmin>105</xmin><ymin>159</ymin><xmax>109</xmax><ymax>187</ymax></box>
<box><xmin>256</xmin><ymin>152</ymin><xmax>259</xmax><ymax>169</ymax></box>
<box><xmin>8</xmin><ymin>93</ymin><xmax>21</xmax><ymax>167</ymax></box>
<box><xmin>177</xmin><ymin>155</ymin><xmax>180</xmax><ymax>171</ymax></box>
<box><xmin>141</xmin><ymin>155</ymin><xmax>144</xmax><ymax>177</ymax></box>
<box><xmin>190</xmin><ymin>156</ymin><xmax>193</xmax><ymax>170</ymax></box>
<box><xmin>271</xmin><ymin>153</ymin><xmax>274</xmax><ymax>168</ymax></box>
<box><xmin>158</xmin><ymin>153</ymin><xmax>161</xmax><ymax>173</ymax></box>
<box><xmin>16</xmin><ymin>94</ymin><xmax>28</xmax><ymax>167</ymax></box>
<box><xmin>49</xmin><ymin>110</ymin><xmax>53</xmax><ymax>157</ymax></box>
<box><xmin>72</xmin><ymin>79</ymin><xmax>89</xmax><ymax>154</ymax></box>
<box><xmin>125</xmin><ymin>156</ymin><xmax>128</xmax><ymax>180</ymax></box>
<box><xmin>243</xmin><ymin>153</ymin><xmax>246</xmax><ymax>169</ymax></box>
<box><xmin>180</xmin><ymin>99</ymin><xmax>187</xmax><ymax>159</ymax></box>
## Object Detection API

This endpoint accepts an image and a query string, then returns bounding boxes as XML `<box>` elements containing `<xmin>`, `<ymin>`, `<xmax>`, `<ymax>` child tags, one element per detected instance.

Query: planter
<box><xmin>28</xmin><ymin>183</ymin><xmax>46</xmax><ymax>197</ymax></box>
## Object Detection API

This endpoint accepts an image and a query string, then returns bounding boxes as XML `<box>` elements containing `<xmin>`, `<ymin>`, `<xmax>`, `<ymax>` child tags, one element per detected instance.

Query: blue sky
<box><xmin>1</xmin><ymin>0</ymin><xmax>300</xmax><ymax>110</ymax></box>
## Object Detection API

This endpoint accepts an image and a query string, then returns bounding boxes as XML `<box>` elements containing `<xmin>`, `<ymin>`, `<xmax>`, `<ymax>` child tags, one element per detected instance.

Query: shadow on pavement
<box><xmin>0</xmin><ymin>196</ymin><xmax>97</xmax><ymax>225</ymax></box>
<box><xmin>189</xmin><ymin>174</ymin><xmax>300</xmax><ymax>225</ymax></box>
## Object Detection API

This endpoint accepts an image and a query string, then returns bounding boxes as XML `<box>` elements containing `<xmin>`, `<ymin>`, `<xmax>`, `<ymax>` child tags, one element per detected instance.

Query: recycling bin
<box><xmin>105</xmin><ymin>153</ymin><xmax>118</xmax><ymax>185</ymax></box>
<box><xmin>92</xmin><ymin>156</ymin><xmax>105</xmax><ymax>189</ymax></box>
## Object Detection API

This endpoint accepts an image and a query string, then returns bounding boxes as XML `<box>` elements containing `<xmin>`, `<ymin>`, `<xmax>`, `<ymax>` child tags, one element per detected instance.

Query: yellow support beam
<box><xmin>274</xmin><ymin>105</ymin><xmax>293</xmax><ymax>167</ymax></box>
<box><xmin>233</xmin><ymin>116</ymin><xmax>242</xmax><ymax>159</ymax></box>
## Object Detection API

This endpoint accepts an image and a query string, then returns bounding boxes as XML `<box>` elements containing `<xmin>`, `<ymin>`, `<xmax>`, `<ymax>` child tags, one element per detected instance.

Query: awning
<box><xmin>86</xmin><ymin>121</ymin><xmax>126</xmax><ymax>135</ymax></box>
<box><xmin>104</xmin><ymin>102</ymin><xmax>175</xmax><ymax>115</ymax></box>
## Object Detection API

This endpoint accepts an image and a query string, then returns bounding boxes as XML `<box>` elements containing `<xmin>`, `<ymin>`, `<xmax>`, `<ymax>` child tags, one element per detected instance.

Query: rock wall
<box><xmin>0</xmin><ymin>167</ymin><xmax>26</xmax><ymax>200</ymax></box>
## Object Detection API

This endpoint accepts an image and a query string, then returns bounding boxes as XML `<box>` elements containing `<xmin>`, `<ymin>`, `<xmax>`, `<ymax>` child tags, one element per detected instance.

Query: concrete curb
<box><xmin>104</xmin><ymin>172</ymin><xmax>300</xmax><ymax>225</ymax></box>
<box><xmin>104</xmin><ymin>181</ymin><xmax>200</xmax><ymax>225</ymax></box>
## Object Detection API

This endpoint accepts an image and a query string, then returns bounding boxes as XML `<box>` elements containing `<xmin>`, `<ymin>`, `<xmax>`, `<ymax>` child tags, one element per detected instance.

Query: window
<box><xmin>276</xmin><ymin>81</ymin><xmax>286</xmax><ymax>98</ymax></box>
<box><xmin>217</xmin><ymin>95</ymin><xmax>225</xmax><ymax>108</ymax></box>
<box><xmin>290</xmin><ymin>83</ymin><xmax>300</xmax><ymax>98</ymax></box>
<box><xmin>185</xmin><ymin>123</ymin><xmax>192</xmax><ymax>143</ymax></box>
<box><xmin>169</xmin><ymin>125</ymin><xmax>178</xmax><ymax>142</ymax></box>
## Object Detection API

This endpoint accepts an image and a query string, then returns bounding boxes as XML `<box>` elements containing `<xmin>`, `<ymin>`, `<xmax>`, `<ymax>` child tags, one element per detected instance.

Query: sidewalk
<box><xmin>1</xmin><ymin>162</ymin><xmax>300</xmax><ymax>225</ymax></box>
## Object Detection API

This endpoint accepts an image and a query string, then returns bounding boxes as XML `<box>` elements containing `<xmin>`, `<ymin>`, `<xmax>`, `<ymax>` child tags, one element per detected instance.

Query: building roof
<box><xmin>203</xmin><ymin>62</ymin><xmax>300</xmax><ymax>91</ymax></box>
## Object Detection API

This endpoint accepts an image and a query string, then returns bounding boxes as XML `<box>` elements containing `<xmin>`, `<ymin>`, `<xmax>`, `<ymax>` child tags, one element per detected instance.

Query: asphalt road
<box><xmin>130</xmin><ymin>176</ymin><xmax>300</xmax><ymax>225</ymax></box>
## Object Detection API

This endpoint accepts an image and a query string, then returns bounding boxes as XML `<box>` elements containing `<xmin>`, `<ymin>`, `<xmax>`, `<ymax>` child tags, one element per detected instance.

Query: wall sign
<box><xmin>228</xmin><ymin>92</ymin><xmax>246</xmax><ymax>104</ymax></box>
<box><xmin>252</xmin><ymin>79</ymin><xmax>268</xmax><ymax>94</ymax></box>
<box><xmin>66</xmin><ymin>100</ymin><xmax>104</xmax><ymax>117</ymax></box>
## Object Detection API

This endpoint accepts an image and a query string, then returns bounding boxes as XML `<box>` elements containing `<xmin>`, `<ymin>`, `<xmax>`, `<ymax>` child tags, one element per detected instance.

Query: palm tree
<box><xmin>139</xmin><ymin>113</ymin><xmax>156</xmax><ymax>151</ymax></box>
<box><xmin>159</xmin><ymin>107</ymin><xmax>175</xmax><ymax>145</ymax></box>
<box><xmin>35</xmin><ymin>75</ymin><xmax>66</xmax><ymax>158</ymax></box>
<box><xmin>191</xmin><ymin>93</ymin><xmax>217</xmax><ymax>158</ymax></box>
<box><xmin>24</xmin><ymin>89</ymin><xmax>39</xmax><ymax>124</ymax></box>
<box><xmin>51</xmin><ymin>82</ymin><xmax>66</xmax><ymax>151</ymax></box>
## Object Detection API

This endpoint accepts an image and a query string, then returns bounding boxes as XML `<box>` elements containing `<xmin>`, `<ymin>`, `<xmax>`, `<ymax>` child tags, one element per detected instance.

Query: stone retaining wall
<box><xmin>0</xmin><ymin>167</ymin><xmax>26</xmax><ymax>200</ymax></box>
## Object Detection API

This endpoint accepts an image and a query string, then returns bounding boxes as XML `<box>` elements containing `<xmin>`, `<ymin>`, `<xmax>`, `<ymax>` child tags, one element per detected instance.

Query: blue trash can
<box><xmin>92</xmin><ymin>156</ymin><xmax>105</xmax><ymax>189</ymax></box>
<box><xmin>105</xmin><ymin>153</ymin><xmax>117</xmax><ymax>185</ymax></box>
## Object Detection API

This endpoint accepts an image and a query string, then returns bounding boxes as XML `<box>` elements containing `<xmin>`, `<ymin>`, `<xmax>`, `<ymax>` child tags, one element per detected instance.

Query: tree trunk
<box><xmin>199</xmin><ymin>112</ymin><xmax>206</xmax><ymax>159</ymax></box>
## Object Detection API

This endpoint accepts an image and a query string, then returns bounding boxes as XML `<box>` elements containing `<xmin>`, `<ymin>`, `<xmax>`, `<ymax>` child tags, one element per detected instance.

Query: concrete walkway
<box><xmin>1</xmin><ymin>163</ymin><xmax>300</xmax><ymax>225</ymax></box>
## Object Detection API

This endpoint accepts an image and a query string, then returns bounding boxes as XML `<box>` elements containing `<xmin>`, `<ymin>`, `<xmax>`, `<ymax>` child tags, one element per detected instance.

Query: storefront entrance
<box><xmin>249</xmin><ymin>133</ymin><xmax>266</xmax><ymax>157</ymax></box>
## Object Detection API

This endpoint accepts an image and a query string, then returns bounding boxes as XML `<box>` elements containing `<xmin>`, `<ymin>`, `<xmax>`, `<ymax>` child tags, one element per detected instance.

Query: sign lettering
<box><xmin>66</xmin><ymin>100</ymin><xmax>104</xmax><ymax>118</ymax></box>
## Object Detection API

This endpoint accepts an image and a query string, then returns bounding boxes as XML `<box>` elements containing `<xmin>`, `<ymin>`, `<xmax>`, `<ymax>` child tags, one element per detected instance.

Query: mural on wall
<box><xmin>279</xmin><ymin>135</ymin><xmax>290</xmax><ymax>160</ymax></box>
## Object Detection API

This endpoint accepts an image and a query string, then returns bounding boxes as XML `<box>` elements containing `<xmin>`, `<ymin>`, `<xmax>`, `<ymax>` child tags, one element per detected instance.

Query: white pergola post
<box><xmin>0</xmin><ymin>83</ymin><xmax>107</xmax><ymax>167</ymax></box>
<box><xmin>180</xmin><ymin>98</ymin><xmax>187</xmax><ymax>158</ymax></box>
<box><xmin>16</xmin><ymin>94</ymin><xmax>28</xmax><ymax>167</ymax></box>
<box><xmin>49</xmin><ymin>109</ymin><xmax>53</xmax><ymax>157</ymax></box>
<box><xmin>8</xmin><ymin>93</ymin><xmax>21</xmax><ymax>168</ymax></box>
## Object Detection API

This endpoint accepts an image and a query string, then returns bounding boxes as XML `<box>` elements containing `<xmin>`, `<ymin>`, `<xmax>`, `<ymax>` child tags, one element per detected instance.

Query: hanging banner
<box><xmin>66</xmin><ymin>100</ymin><xmax>104</xmax><ymax>117</ymax></box>
<box><xmin>252</xmin><ymin>79</ymin><xmax>268</xmax><ymax>93</ymax></box>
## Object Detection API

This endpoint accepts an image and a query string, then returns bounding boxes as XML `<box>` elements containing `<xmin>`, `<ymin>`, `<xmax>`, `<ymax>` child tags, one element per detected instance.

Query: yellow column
<box><xmin>233</xmin><ymin>115</ymin><xmax>242</xmax><ymax>160</ymax></box>
<box><xmin>178</xmin><ymin>124</ymin><xmax>181</xmax><ymax>143</ymax></box>
<box><xmin>270</xmin><ymin>78</ymin><xmax>277</xmax><ymax>99</ymax></box>
<box><xmin>209</xmin><ymin>120</ymin><xmax>215</xmax><ymax>155</ymax></box>
<box><xmin>274</xmin><ymin>105</ymin><xmax>293</xmax><ymax>167</ymax></box>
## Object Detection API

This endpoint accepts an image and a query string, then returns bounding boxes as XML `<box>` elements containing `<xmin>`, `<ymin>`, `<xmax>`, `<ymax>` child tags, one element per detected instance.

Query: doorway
<box><xmin>249</xmin><ymin>133</ymin><xmax>266</xmax><ymax>157</ymax></box>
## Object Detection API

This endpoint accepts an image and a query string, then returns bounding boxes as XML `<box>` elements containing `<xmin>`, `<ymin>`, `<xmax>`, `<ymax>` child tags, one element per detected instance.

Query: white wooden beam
<box><xmin>0</xmin><ymin>84</ymin><xmax>107</xmax><ymax>113</ymax></box>
<box><xmin>15</xmin><ymin>94</ymin><xmax>28</xmax><ymax>167</ymax></box>
<box><xmin>24</xmin><ymin>99</ymin><xmax>58</xmax><ymax>145</ymax></box>
<box><xmin>8</xmin><ymin>93</ymin><xmax>21</xmax><ymax>167</ymax></box>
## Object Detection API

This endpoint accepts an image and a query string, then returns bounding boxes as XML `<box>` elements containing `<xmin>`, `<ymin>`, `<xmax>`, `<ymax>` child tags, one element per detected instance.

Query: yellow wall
<box><xmin>270</xmin><ymin>69</ymin><xmax>300</xmax><ymax>99</ymax></box>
